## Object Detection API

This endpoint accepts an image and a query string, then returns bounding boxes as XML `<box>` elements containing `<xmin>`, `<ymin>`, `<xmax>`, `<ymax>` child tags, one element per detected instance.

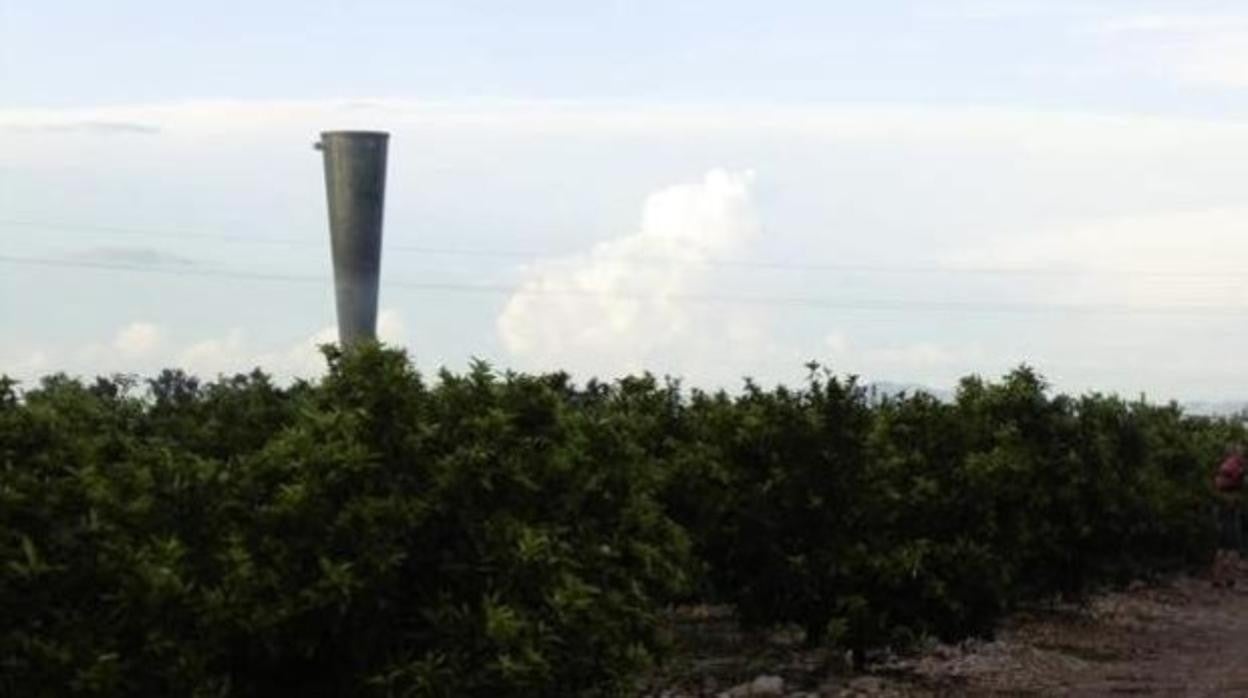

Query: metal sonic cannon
<box><xmin>315</xmin><ymin>130</ymin><xmax>389</xmax><ymax>346</ymax></box>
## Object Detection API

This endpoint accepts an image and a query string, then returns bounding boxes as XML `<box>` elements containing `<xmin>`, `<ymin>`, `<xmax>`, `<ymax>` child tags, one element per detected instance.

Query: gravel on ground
<box><xmin>645</xmin><ymin>557</ymin><xmax>1248</xmax><ymax>697</ymax></box>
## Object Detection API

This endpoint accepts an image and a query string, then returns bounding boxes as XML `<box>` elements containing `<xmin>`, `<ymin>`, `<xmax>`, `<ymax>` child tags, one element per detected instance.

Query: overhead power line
<box><xmin>3</xmin><ymin>253</ymin><xmax>1247</xmax><ymax>318</ymax></box>
<box><xmin>2</xmin><ymin>218</ymin><xmax>1243</xmax><ymax>280</ymax></box>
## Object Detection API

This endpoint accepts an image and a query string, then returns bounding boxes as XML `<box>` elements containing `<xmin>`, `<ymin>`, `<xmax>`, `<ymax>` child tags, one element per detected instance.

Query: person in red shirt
<box><xmin>1212</xmin><ymin>444</ymin><xmax>1245</xmax><ymax>588</ymax></box>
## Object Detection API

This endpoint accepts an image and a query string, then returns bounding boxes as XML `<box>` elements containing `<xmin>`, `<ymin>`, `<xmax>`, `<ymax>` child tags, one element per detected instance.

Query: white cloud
<box><xmin>377</xmin><ymin>309</ymin><xmax>407</xmax><ymax>345</ymax></box>
<box><xmin>1089</xmin><ymin>13</ymin><xmax>1248</xmax><ymax>88</ymax></box>
<box><xmin>1</xmin><ymin>350</ymin><xmax>50</xmax><ymax>378</ymax></box>
<box><xmin>177</xmin><ymin>328</ymin><xmax>248</xmax><ymax>377</ymax></box>
<box><xmin>113</xmin><ymin>321</ymin><xmax>162</xmax><ymax>358</ymax></box>
<box><xmin>277</xmin><ymin>325</ymin><xmax>340</xmax><ymax>377</ymax></box>
<box><xmin>9</xmin><ymin>97</ymin><xmax>1248</xmax><ymax>399</ymax></box>
<box><xmin>68</xmin><ymin>321</ymin><xmax>165</xmax><ymax>369</ymax></box>
<box><xmin>823</xmin><ymin>332</ymin><xmax>989</xmax><ymax>388</ymax></box>
<box><xmin>9</xmin><ymin>99</ymin><xmax>1248</xmax><ymax>154</ymax></box>
<box><xmin>267</xmin><ymin>308</ymin><xmax>407</xmax><ymax>378</ymax></box>
<box><xmin>1094</xmin><ymin>14</ymin><xmax>1236</xmax><ymax>34</ymax></box>
<box><xmin>941</xmin><ymin>0</ymin><xmax>1100</xmax><ymax>21</ymax></box>
<box><xmin>3</xmin><ymin>120</ymin><xmax>160</xmax><ymax>135</ymax></box>
<box><xmin>497</xmin><ymin>169</ymin><xmax>760</xmax><ymax>378</ymax></box>
<box><xmin>950</xmin><ymin>207</ymin><xmax>1248</xmax><ymax>308</ymax></box>
<box><xmin>1176</xmin><ymin>35</ymin><xmax>1248</xmax><ymax>88</ymax></box>
<box><xmin>2</xmin><ymin>311</ymin><xmax>410</xmax><ymax>384</ymax></box>
<box><xmin>71</xmin><ymin>246</ymin><xmax>197</xmax><ymax>268</ymax></box>
<box><xmin>177</xmin><ymin>308</ymin><xmax>409</xmax><ymax>379</ymax></box>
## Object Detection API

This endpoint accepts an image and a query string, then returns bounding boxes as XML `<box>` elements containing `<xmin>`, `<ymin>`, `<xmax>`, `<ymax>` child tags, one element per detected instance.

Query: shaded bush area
<box><xmin>664</xmin><ymin>366</ymin><xmax>1232</xmax><ymax>665</ymax></box>
<box><xmin>0</xmin><ymin>349</ymin><xmax>688</xmax><ymax>697</ymax></box>
<box><xmin>0</xmin><ymin>348</ymin><xmax>1239</xmax><ymax>695</ymax></box>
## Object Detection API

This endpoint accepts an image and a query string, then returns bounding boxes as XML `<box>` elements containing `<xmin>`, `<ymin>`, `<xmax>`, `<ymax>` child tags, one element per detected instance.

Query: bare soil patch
<box><xmin>645</xmin><ymin>559</ymin><xmax>1248</xmax><ymax>697</ymax></box>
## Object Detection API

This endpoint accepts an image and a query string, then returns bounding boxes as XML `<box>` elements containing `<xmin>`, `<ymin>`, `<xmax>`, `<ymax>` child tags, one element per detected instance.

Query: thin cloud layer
<box><xmin>6</xmin><ymin>98</ymin><xmax>1248</xmax><ymax>398</ymax></box>
<box><xmin>70</xmin><ymin>246</ymin><xmax>198</xmax><ymax>268</ymax></box>
<box><xmin>2</xmin><ymin>310</ymin><xmax>407</xmax><ymax>384</ymax></box>
<box><xmin>1088</xmin><ymin>12</ymin><xmax>1248</xmax><ymax>88</ymax></box>
<box><xmin>113</xmin><ymin>322</ymin><xmax>163</xmax><ymax>358</ymax></box>
<box><xmin>824</xmin><ymin>332</ymin><xmax>990</xmax><ymax>389</ymax></box>
<box><xmin>3</xmin><ymin>120</ymin><xmax>161</xmax><ymax>135</ymax></box>
<box><xmin>950</xmin><ymin>207</ymin><xmax>1248</xmax><ymax>308</ymax></box>
<box><xmin>176</xmin><ymin>309</ymin><xmax>408</xmax><ymax>378</ymax></box>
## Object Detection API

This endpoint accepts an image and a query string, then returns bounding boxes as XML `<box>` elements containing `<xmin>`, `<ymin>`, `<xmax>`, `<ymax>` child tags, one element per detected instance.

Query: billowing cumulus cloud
<box><xmin>497</xmin><ymin>169</ymin><xmax>760</xmax><ymax>378</ymax></box>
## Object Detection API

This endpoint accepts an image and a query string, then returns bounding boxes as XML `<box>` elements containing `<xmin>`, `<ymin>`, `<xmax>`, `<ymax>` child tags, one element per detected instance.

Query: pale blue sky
<box><xmin>5</xmin><ymin>0</ymin><xmax>1245</xmax><ymax>112</ymax></box>
<box><xmin>6</xmin><ymin>1</ymin><xmax>1248</xmax><ymax>400</ymax></box>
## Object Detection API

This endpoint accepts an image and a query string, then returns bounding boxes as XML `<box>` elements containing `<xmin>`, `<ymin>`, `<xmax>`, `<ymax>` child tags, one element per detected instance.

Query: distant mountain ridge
<box><xmin>867</xmin><ymin>380</ymin><xmax>1247</xmax><ymax>419</ymax></box>
<box><xmin>866</xmin><ymin>381</ymin><xmax>953</xmax><ymax>403</ymax></box>
<box><xmin>1181</xmin><ymin>401</ymin><xmax>1248</xmax><ymax>418</ymax></box>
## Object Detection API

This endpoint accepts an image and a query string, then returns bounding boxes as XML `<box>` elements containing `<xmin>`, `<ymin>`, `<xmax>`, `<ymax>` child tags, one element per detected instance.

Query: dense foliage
<box><xmin>663</xmin><ymin>367</ymin><xmax>1231</xmax><ymax>662</ymax></box>
<box><xmin>1</xmin><ymin>347</ymin><xmax>1240</xmax><ymax>695</ymax></box>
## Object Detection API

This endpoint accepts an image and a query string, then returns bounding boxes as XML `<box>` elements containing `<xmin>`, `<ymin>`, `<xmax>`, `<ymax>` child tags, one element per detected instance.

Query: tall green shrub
<box><xmin>0</xmin><ymin>347</ymin><xmax>691</xmax><ymax>697</ymax></box>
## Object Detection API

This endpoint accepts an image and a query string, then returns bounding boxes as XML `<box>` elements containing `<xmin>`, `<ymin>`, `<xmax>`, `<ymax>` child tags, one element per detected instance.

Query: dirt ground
<box><xmin>646</xmin><ymin>557</ymin><xmax>1248</xmax><ymax>697</ymax></box>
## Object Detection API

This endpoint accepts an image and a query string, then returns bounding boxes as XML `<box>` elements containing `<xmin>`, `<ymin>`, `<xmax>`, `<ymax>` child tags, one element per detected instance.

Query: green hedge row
<box><xmin>0</xmin><ymin>346</ymin><xmax>1238</xmax><ymax>695</ymax></box>
<box><xmin>662</xmin><ymin>367</ymin><xmax>1229</xmax><ymax>660</ymax></box>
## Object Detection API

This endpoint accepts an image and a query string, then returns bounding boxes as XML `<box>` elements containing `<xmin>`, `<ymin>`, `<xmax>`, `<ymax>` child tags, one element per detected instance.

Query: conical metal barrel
<box><xmin>316</xmin><ymin>130</ymin><xmax>389</xmax><ymax>346</ymax></box>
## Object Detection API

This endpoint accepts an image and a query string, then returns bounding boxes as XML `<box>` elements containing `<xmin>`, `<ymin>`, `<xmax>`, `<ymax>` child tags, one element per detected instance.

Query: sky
<box><xmin>5</xmin><ymin>0</ymin><xmax>1248</xmax><ymax>400</ymax></box>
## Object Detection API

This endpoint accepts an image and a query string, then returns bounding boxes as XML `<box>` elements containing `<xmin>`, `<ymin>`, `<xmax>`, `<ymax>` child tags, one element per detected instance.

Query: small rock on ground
<box><xmin>717</xmin><ymin>674</ymin><xmax>785</xmax><ymax>697</ymax></box>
